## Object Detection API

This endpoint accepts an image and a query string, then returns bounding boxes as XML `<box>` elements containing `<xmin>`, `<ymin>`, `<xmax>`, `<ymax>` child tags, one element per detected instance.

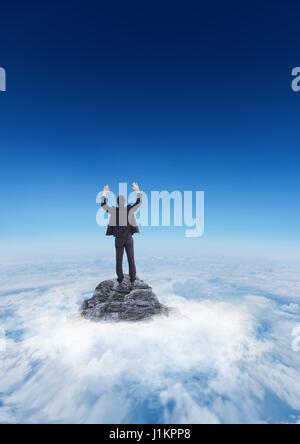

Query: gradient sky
<box><xmin>0</xmin><ymin>0</ymin><xmax>300</xmax><ymax>260</ymax></box>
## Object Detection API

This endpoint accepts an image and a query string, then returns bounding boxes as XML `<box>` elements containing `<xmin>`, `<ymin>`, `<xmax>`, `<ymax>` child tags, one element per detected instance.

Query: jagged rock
<box><xmin>81</xmin><ymin>275</ymin><xmax>170</xmax><ymax>322</ymax></box>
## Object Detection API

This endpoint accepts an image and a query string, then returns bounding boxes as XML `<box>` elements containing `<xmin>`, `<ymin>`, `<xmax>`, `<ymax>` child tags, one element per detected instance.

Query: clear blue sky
<box><xmin>0</xmin><ymin>1</ymin><xmax>299</xmax><ymax>260</ymax></box>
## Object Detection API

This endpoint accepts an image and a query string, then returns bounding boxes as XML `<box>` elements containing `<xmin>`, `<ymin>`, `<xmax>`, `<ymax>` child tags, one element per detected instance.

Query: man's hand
<box><xmin>102</xmin><ymin>184</ymin><xmax>109</xmax><ymax>197</ymax></box>
<box><xmin>132</xmin><ymin>182</ymin><xmax>140</xmax><ymax>192</ymax></box>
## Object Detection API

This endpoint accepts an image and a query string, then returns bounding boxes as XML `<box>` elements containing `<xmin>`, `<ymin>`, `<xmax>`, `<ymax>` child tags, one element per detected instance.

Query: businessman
<box><xmin>101</xmin><ymin>182</ymin><xmax>142</xmax><ymax>291</ymax></box>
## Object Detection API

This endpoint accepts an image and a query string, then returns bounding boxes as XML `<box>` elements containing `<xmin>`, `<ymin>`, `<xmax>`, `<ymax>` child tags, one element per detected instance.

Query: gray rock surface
<box><xmin>81</xmin><ymin>275</ymin><xmax>170</xmax><ymax>322</ymax></box>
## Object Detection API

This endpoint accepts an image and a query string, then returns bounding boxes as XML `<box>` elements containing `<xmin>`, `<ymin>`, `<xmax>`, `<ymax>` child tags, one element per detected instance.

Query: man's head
<box><xmin>117</xmin><ymin>195</ymin><xmax>126</xmax><ymax>207</ymax></box>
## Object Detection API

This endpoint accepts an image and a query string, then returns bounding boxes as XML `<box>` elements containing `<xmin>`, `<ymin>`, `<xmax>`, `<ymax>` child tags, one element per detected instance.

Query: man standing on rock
<box><xmin>101</xmin><ymin>182</ymin><xmax>142</xmax><ymax>291</ymax></box>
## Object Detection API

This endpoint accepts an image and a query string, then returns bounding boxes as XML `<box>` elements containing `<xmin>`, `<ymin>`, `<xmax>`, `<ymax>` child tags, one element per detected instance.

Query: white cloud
<box><xmin>0</xmin><ymin>256</ymin><xmax>300</xmax><ymax>423</ymax></box>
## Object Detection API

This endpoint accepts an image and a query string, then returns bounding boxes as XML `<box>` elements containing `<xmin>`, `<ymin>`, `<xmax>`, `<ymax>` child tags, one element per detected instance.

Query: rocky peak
<box><xmin>81</xmin><ymin>275</ymin><xmax>169</xmax><ymax>322</ymax></box>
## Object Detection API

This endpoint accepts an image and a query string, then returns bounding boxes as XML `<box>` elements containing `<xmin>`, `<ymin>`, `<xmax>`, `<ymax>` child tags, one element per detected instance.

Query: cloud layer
<box><xmin>1</xmin><ymin>256</ymin><xmax>300</xmax><ymax>423</ymax></box>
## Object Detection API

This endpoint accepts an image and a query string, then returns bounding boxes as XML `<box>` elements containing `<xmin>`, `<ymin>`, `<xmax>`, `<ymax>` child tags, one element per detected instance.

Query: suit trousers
<box><xmin>115</xmin><ymin>234</ymin><xmax>136</xmax><ymax>283</ymax></box>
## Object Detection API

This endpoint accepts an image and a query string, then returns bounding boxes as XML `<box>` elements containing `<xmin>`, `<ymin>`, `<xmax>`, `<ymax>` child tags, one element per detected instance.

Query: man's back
<box><xmin>113</xmin><ymin>205</ymin><xmax>133</xmax><ymax>238</ymax></box>
<box><xmin>101</xmin><ymin>191</ymin><xmax>142</xmax><ymax>237</ymax></box>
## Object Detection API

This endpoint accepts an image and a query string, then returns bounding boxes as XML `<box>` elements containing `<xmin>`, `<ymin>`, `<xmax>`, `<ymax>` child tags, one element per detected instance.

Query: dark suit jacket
<box><xmin>101</xmin><ymin>192</ymin><xmax>142</xmax><ymax>237</ymax></box>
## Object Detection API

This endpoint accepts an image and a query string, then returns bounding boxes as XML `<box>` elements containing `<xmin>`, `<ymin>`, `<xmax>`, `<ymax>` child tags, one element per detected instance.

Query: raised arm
<box><xmin>101</xmin><ymin>184</ymin><xmax>112</xmax><ymax>213</ymax></box>
<box><xmin>130</xmin><ymin>182</ymin><xmax>142</xmax><ymax>211</ymax></box>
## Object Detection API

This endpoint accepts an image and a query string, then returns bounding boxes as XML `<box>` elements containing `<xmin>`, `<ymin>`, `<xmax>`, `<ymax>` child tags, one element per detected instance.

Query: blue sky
<box><xmin>0</xmin><ymin>0</ymin><xmax>300</xmax><ymax>259</ymax></box>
